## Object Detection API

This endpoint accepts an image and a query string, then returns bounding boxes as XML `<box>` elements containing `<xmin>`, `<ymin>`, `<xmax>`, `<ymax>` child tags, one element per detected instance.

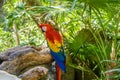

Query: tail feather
<box><xmin>56</xmin><ymin>64</ymin><xmax>61</xmax><ymax>80</ymax></box>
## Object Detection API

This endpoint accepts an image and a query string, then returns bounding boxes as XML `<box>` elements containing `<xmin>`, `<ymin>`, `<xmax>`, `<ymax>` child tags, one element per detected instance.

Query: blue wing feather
<box><xmin>50</xmin><ymin>47</ymin><xmax>66</xmax><ymax>73</ymax></box>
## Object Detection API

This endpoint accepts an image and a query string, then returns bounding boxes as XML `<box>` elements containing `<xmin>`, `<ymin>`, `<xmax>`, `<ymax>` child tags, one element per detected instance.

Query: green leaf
<box><xmin>70</xmin><ymin>29</ymin><xmax>93</xmax><ymax>52</ymax></box>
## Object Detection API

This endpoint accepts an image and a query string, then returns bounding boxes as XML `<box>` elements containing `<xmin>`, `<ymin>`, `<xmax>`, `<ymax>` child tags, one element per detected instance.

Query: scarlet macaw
<box><xmin>39</xmin><ymin>23</ymin><xmax>66</xmax><ymax>80</ymax></box>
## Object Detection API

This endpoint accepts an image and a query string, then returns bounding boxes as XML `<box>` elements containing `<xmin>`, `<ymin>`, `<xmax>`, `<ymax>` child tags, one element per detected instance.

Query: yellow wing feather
<box><xmin>47</xmin><ymin>39</ymin><xmax>62</xmax><ymax>52</ymax></box>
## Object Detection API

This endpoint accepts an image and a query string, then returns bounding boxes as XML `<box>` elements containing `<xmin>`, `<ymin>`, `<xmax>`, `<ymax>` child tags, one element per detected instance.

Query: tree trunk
<box><xmin>0</xmin><ymin>0</ymin><xmax>4</xmax><ymax>13</ymax></box>
<box><xmin>13</xmin><ymin>24</ymin><xmax>20</xmax><ymax>45</ymax></box>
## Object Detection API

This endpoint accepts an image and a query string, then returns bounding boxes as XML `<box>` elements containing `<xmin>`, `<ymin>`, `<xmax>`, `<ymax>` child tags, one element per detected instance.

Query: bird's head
<box><xmin>39</xmin><ymin>23</ymin><xmax>54</xmax><ymax>32</ymax></box>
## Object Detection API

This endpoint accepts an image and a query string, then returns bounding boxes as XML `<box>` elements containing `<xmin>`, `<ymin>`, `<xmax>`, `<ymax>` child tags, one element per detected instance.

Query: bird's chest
<box><xmin>46</xmin><ymin>32</ymin><xmax>62</xmax><ymax>53</ymax></box>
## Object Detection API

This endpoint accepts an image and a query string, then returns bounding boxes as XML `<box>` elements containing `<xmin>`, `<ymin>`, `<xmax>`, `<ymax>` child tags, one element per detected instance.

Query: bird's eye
<box><xmin>41</xmin><ymin>26</ymin><xmax>47</xmax><ymax>32</ymax></box>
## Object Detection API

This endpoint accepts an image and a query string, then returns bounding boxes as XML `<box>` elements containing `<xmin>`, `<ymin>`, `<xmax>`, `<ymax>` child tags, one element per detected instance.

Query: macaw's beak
<box><xmin>41</xmin><ymin>29</ymin><xmax>45</xmax><ymax>32</ymax></box>
<box><xmin>40</xmin><ymin>28</ymin><xmax>46</xmax><ymax>33</ymax></box>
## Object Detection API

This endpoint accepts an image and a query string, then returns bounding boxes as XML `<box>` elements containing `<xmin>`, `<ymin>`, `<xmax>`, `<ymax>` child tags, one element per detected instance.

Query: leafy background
<box><xmin>0</xmin><ymin>0</ymin><xmax>120</xmax><ymax>80</ymax></box>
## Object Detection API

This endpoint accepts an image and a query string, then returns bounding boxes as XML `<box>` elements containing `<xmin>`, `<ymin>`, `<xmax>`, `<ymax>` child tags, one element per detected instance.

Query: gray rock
<box><xmin>0</xmin><ymin>70</ymin><xmax>21</xmax><ymax>80</ymax></box>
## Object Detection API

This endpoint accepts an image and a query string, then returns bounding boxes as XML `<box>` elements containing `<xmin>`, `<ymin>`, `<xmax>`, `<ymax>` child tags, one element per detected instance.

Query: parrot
<box><xmin>39</xmin><ymin>23</ymin><xmax>66</xmax><ymax>80</ymax></box>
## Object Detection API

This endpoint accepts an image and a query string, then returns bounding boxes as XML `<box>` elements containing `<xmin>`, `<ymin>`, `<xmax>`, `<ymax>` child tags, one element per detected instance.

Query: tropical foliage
<box><xmin>0</xmin><ymin>0</ymin><xmax>120</xmax><ymax>80</ymax></box>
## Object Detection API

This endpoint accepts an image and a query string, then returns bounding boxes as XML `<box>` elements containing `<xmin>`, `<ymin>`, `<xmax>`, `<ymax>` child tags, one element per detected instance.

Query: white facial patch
<box><xmin>42</xmin><ymin>26</ymin><xmax>47</xmax><ymax>32</ymax></box>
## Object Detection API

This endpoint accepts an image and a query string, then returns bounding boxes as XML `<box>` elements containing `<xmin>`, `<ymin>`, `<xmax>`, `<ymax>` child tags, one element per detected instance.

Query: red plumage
<box><xmin>39</xmin><ymin>23</ymin><xmax>66</xmax><ymax>80</ymax></box>
<box><xmin>39</xmin><ymin>24</ymin><xmax>62</xmax><ymax>43</ymax></box>
<box><xmin>56</xmin><ymin>64</ymin><xmax>61</xmax><ymax>80</ymax></box>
